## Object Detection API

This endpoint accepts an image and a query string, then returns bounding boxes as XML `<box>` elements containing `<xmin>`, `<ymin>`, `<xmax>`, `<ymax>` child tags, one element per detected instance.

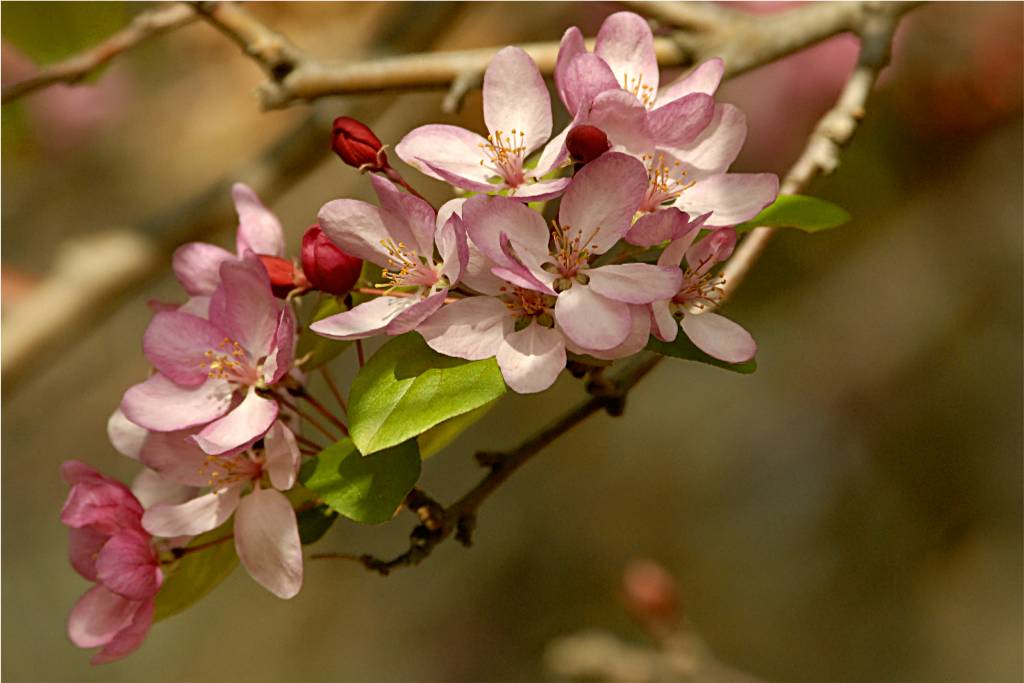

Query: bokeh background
<box><xmin>2</xmin><ymin>2</ymin><xmax>1021</xmax><ymax>682</ymax></box>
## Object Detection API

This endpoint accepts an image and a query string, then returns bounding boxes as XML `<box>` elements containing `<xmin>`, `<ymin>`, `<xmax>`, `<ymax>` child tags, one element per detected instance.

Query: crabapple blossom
<box><xmin>396</xmin><ymin>47</ymin><xmax>570</xmax><ymax>201</ymax></box>
<box><xmin>120</xmin><ymin>254</ymin><xmax>296</xmax><ymax>456</ymax></box>
<box><xmin>301</xmin><ymin>223</ymin><xmax>363</xmax><ymax>296</ymax></box>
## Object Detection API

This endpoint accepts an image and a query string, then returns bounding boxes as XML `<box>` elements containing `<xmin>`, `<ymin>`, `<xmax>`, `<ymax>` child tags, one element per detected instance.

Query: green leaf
<box><xmin>417</xmin><ymin>398</ymin><xmax>499</xmax><ymax>459</ymax></box>
<box><xmin>348</xmin><ymin>333</ymin><xmax>507</xmax><ymax>454</ymax></box>
<box><xmin>299</xmin><ymin>437</ymin><xmax>421</xmax><ymax>524</ymax></box>
<box><xmin>153</xmin><ymin>524</ymin><xmax>237</xmax><ymax>622</ymax></box>
<box><xmin>297</xmin><ymin>504</ymin><xmax>340</xmax><ymax>544</ymax></box>
<box><xmin>296</xmin><ymin>296</ymin><xmax>350</xmax><ymax>370</ymax></box>
<box><xmin>734</xmin><ymin>195</ymin><xmax>851</xmax><ymax>234</ymax></box>
<box><xmin>646</xmin><ymin>334</ymin><xmax>757</xmax><ymax>374</ymax></box>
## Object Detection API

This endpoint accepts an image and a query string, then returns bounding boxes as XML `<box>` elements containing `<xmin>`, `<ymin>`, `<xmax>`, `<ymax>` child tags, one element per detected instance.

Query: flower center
<box><xmin>500</xmin><ymin>286</ymin><xmax>555</xmax><ymax>329</ymax></box>
<box><xmin>672</xmin><ymin>263</ymin><xmax>726</xmax><ymax>314</ymax></box>
<box><xmin>202</xmin><ymin>338</ymin><xmax>258</xmax><ymax>384</ymax></box>
<box><xmin>198</xmin><ymin>454</ymin><xmax>262</xmax><ymax>490</ymax></box>
<box><xmin>479</xmin><ymin>129</ymin><xmax>527</xmax><ymax>186</ymax></box>
<box><xmin>378</xmin><ymin>238</ymin><xmax>439</xmax><ymax>290</ymax></box>
<box><xmin>622</xmin><ymin>73</ymin><xmax>654</xmax><ymax>109</ymax></box>
<box><xmin>550</xmin><ymin>221</ymin><xmax>599</xmax><ymax>278</ymax></box>
<box><xmin>639</xmin><ymin>153</ymin><xmax>695</xmax><ymax>213</ymax></box>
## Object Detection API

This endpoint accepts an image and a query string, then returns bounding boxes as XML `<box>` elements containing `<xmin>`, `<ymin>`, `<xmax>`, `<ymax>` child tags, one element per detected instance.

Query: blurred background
<box><xmin>2</xmin><ymin>2</ymin><xmax>1021</xmax><ymax>682</ymax></box>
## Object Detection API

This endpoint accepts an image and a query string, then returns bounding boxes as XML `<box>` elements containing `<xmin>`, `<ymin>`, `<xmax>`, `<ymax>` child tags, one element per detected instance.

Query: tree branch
<box><xmin>1</xmin><ymin>3</ymin><xmax>197</xmax><ymax>104</ymax></box>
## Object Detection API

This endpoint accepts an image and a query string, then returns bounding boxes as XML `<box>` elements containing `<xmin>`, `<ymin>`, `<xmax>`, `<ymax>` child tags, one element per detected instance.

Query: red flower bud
<box><xmin>257</xmin><ymin>255</ymin><xmax>305</xmax><ymax>299</ymax></box>
<box><xmin>566</xmin><ymin>125</ymin><xmax>611</xmax><ymax>166</ymax></box>
<box><xmin>301</xmin><ymin>224</ymin><xmax>362</xmax><ymax>296</ymax></box>
<box><xmin>622</xmin><ymin>559</ymin><xmax>681</xmax><ymax>631</ymax></box>
<box><xmin>331</xmin><ymin>116</ymin><xmax>389</xmax><ymax>172</ymax></box>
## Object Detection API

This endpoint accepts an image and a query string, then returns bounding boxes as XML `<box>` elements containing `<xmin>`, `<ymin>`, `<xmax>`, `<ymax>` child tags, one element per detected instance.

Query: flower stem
<box><xmin>273</xmin><ymin>391</ymin><xmax>340</xmax><ymax>443</ymax></box>
<box><xmin>355</xmin><ymin>339</ymin><xmax>365</xmax><ymax>368</ymax></box>
<box><xmin>298</xmin><ymin>390</ymin><xmax>349</xmax><ymax>435</ymax></box>
<box><xmin>320</xmin><ymin>366</ymin><xmax>348</xmax><ymax>417</ymax></box>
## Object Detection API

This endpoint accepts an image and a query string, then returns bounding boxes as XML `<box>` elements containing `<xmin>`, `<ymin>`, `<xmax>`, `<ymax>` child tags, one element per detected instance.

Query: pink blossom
<box><xmin>310</xmin><ymin>176</ymin><xmax>468</xmax><ymax>341</ymax></box>
<box><xmin>649</xmin><ymin>227</ymin><xmax>756</xmax><ymax>363</ymax></box>
<box><xmin>140</xmin><ymin>421</ymin><xmax>304</xmax><ymax>599</ymax></box>
<box><xmin>60</xmin><ymin>461</ymin><xmax>161</xmax><ymax>664</ymax></box>
<box><xmin>396</xmin><ymin>47</ymin><xmax>571</xmax><ymax>200</ymax></box>
<box><xmin>120</xmin><ymin>254</ymin><xmax>295</xmax><ymax>456</ymax></box>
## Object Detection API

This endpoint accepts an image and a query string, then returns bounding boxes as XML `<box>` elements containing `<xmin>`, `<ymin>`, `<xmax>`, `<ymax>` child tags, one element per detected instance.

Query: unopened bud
<box><xmin>622</xmin><ymin>559</ymin><xmax>681</xmax><ymax>631</ymax></box>
<box><xmin>331</xmin><ymin>116</ymin><xmax>389</xmax><ymax>172</ymax></box>
<box><xmin>258</xmin><ymin>255</ymin><xmax>306</xmax><ymax>299</ymax></box>
<box><xmin>301</xmin><ymin>224</ymin><xmax>363</xmax><ymax>296</ymax></box>
<box><xmin>566</xmin><ymin>125</ymin><xmax>611</xmax><ymax>166</ymax></box>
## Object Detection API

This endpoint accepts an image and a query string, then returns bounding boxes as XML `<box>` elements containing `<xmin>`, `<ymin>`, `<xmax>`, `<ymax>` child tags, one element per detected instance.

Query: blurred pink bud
<box><xmin>301</xmin><ymin>224</ymin><xmax>362</xmax><ymax>296</ymax></box>
<box><xmin>331</xmin><ymin>116</ymin><xmax>389</xmax><ymax>172</ymax></box>
<box><xmin>622</xmin><ymin>559</ymin><xmax>681</xmax><ymax>629</ymax></box>
<box><xmin>566</xmin><ymin>125</ymin><xmax>611</xmax><ymax>165</ymax></box>
<box><xmin>257</xmin><ymin>255</ymin><xmax>307</xmax><ymax>299</ymax></box>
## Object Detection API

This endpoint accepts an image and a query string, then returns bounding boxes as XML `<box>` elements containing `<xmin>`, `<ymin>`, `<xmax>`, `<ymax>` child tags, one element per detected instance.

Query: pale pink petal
<box><xmin>461</xmin><ymin>241</ymin><xmax>505</xmax><ymax>296</ymax></box>
<box><xmin>586</xmin><ymin>89</ymin><xmax>654</xmax><ymax>157</ymax></box>
<box><xmin>558</xmin><ymin>151</ymin><xmax>648</xmax><ymax>253</ymax></box>
<box><xmin>587</xmin><ymin>263</ymin><xmax>682</xmax><ymax>304</ymax></box>
<box><xmin>595</xmin><ymin>11</ymin><xmax>659</xmax><ymax>94</ymax></box>
<box><xmin>435</xmin><ymin>197</ymin><xmax>466</xmax><ymax>231</ymax></box>
<box><xmin>69</xmin><ymin>527</ymin><xmax>106</xmax><ymax>581</ymax></box>
<box><xmin>554</xmin><ymin>284</ymin><xmax>631</xmax><ymax>350</ymax></box>
<box><xmin>493</xmin><ymin>232</ymin><xmax>556</xmax><ymax>295</ymax></box>
<box><xmin>626</xmin><ymin>208</ymin><xmax>693</xmax><ymax>247</ymax></box>
<box><xmin>562</xmin><ymin>53</ymin><xmax>621</xmax><ymax>117</ymax></box>
<box><xmin>680</xmin><ymin>312</ymin><xmax>756</xmax><ymax>363</ymax></box>
<box><xmin>385</xmin><ymin>290</ymin><xmax>449</xmax><ymax>336</ymax></box>
<box><xmin>95</xmin><ymin>533</ymin><xmax>161</xmax><ymax>601</ymax></box>
<box><xmin>647</xmin><ymin>92</ymin><xmax>715</xmax><ymax>148</ymax></box>
<box><xmin>650</xmin><ymin>301</ymin><xmax>678</xmax><ymax>342</ymax></box>
<box><xmin>371</xmin><ymin>174</ymin><xmax>436</xmax><ymax>258</ymax></box>
<box><xmin>655</xmin><ymin>57</ymin><xmax>724</xmax><ymax>106</ymax></box>
<box><xmin>60</xmin><ymin>460</ymin><xmax>106</xmax><ymax>486</ymax></box>
<box><xmin>530</xmin><ymin>123</ymin><xmax>572</xmax><ymax>178</ymax></box>
<box><xmin>686</xmin><ymin>227</ymin><xmax>737</xmax><ymax>274</ymax></box>
<box><xmin>172</xmin><ymin>243</ymin><xmax>234</xmax><ymax>296</ymax></box>
<box><xmin>508</xmin><ymin>176</ymin><xmax>572</xmax><ymax>202</ymax></box>
<box><xmin>483</xmin><ymin>46</ymin><xmax>552</xmax><ymax>154</ymax></box>
<box><xmin>435</xmin><ymin>212</ymin><xmax>469</xmax><ymax>285</ymax></box>
<box><xmin>234</xmin><ymin>487</ymin><xmax>303</xmax><ymax>599</ymax></box>
<box><xmin>130</xmin><ymin>469</ymin><xmax>195</xmax><ymax>509</ymax></box>
<box><xmin>566</xmin><ymin>303</ymin><xmax>651</xmax><ymax>360</ymax></box>
<box><xmin>310</xmin><ymin>295</ymin><xmax>417</xmax><ymax>341</ymax></box>
<box><xmin>676</xmin><ymin>173</ymin><xmax>779</xmax><ymax>227</ymax></box>
<box><xmin>233</xmin><ymin>183</ymin><xmax>285</xmax><ymax>257</ymax></box>
<box><xmin>142</xmin><ymin>485</ymin><xmax>242</xmax><ymax>537</ymax></box>
<box><xmin>418</xmin><ymin>296</ymin><xmax>511</xmax><ymax>361</ymax></box>
<box><xmin>265</xmin><ymin>422</ymin><xmax>301</xmax><ymax>491</ymax></box>
<box><xmin>658</xmin><ymin>227</ymin><xmax>701</xmax><ymax>268</ymax></box>
<box><xmin>318</xmin><ymin>198</ymin><xmax>392</xmax><ymax>266</ymax></box>
<box><xmin>212</xmin><ymin>257</ymin><xmax>281</xmax><ymax>360</ymax></box>
<box><xmin>496</xmin><ymin>322</ymin><xmax>566</xmax><ymax>394</ymax></box>
<box><xmin>120</xmin><ymin>374</ymin><xmax>233</xmax><ymax>433</ymax></box>
<box><xmin>137</xmin><ymin>430</ymin><xmax>212</xmax><ymax>487</ymax></box>
<box><xmin>107</xmin><ymin>409</ymin><xmax>146</xmax><ymax>460</ymax></box>
<box><xmin>193</xmin><ymin>388</ymin><xmax>278</xmax><ymax>455</ymax></box>
<box><xmin>554</xmin><ymin>26</ymin><xmax>587</xmax><ymax>114</ymax></box>
<box><xmin>395</xmin><ymin>124</ymin><xmax>493</xmax><ymax>186</ymax></box>
<box><xmin>90</xmin><ymin>599</ymin><xmax>153</xmax><ymax>665</ymax></box>
<box><xmin>61</xmin><ymin>480</ymin><xmax>143</xmax><ymax>535</ymax></box>
<box><xmin>262</xmin><ymin>305</ymin><xmax>295</xmax><ymax>385</ymax></box>
<box><xmin>463</xmin><ymin>195</ymin><xmax>551</xmax><ymax>266</ymax></box>
<box><xmin>418</xmin><ymin>158</ymin><xmax>498</xmax><ymax>193</ymax></box>
<box><xmin>667</xmin><ymin>103</ymin><xmax>747</xmax><ymax>178</ymax></box>
<box><xmin>142</xmin><ymin>311</ymin><xmax>228</xmax><ymax>387</ymax></box>
<box><xmin>67</xmin><ymin>585</ymin><xmax>140</xmax><ymax>649</ymax></box>
<box><xmin>179</xmin><ymin>295</ymin><xmax>211</xmax><ymax>318</ymax></box>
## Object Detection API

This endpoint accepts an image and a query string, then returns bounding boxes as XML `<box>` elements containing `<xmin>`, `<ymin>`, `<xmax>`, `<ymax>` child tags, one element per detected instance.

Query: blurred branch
<box><xmin>1</xmin><ymin>3</ymin><xmax>196</xmax><ymax>104</ymax></box>
<box><xmin>718</xmin><ymin>1</ymin><xmax>915</xmax><ymax>302</ymax></box>
<box><xmin>311</xmin><ymin>353</ymin><xmax>664</xmax><ymax>574</ymax></box>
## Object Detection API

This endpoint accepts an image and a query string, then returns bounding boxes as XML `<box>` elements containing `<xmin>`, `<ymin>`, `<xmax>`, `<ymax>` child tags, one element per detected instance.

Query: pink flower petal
<box><xmin>192</xmin><ymin>387</ymin><xmax>278</xmax><ymax>455</ymax></box>
<box><xmin>385</xmin><ymin>290</ymin><xmax>449</xmax><ymax>336</ymax></box>
<box><xmin>435</xmin><ymin>212</ymin><xmax>469</xmax><ymax>286</ymax></box>
<box><xmin>371</xmin><ymin>174</ymin><xmax>437</xmax><ymax>258</ymax></box>
<box><xmin>311</xmin><ymin>295</ymin><xmax>417</xmax><ymax>341</ymax></box>
<box><xmin>67</xmin><ymin>585</ymin><xmax>140</xmax><ymax>649</ymax></box>
<box><xmin>262</xmin><ymin>305</ymin><xmax>295</xmax><ymax>385</ymax></box>
<box><xmin>142</xmin><ymin>311</ymin><xmax>228</xmax><ymax>387</ymax></box>
<box><xmin>233</xmin><ymin>183</ymin><xmax>285</xmax><ymax>257</ymax></box>
<box><xmin>95</xmin><ymin>533</ymin><xmax>161</xmax><ymax>601</ymax></box>
<box><xmin>483</xmin><ymin>47</ymin><xmax>552</xmax><ymax>154</ymax></box>
<box><xmin>508</xmin><ymin>176</ymin><xmax>572</xmax><ymax>202</ymax></box>
<box><xmin>554</xmin><ymin>283</ymin><xmax>631</xmax><ymax>350</ymax></box>
<box><xmin>130</xmin><ymin>468</ymin><xmax>196</xmax><ymax>509</ymax></box>
<box><xmin>418</xmin><ymin>296</ymin><xmax>511</xmax><ymax>361</ymax></box>
<box><xmin>496</xmin><ymin>322</ymin><xmax>566</xmax><ymax>394</ymax></box>
<box><xmin>461</xmin><ymin>241</ymin><xmax>505</xmax><ymax>296</ymax></box>
<box><xmin>531</xmin><ymin>123</ymin><xmax>572</xmax><ymax>178</ymax></box>
<box><xmin>655</xmin><ymin>57</ymin><xmax>724</xmax><ymax>106</ymax></box>
<box><xmin>234</xmin><ymin>487</ymin><xmax>303</xmax><ymax>599</ymax></box>
<box><xmin>595</xmin><ymin>11</ymin><xmax>659</xmax><ymax>94</ymax></box>
<box><xmin>658</xmin><ymin>227</ymin><xmax>701</xmax><ymax>268</ymax></box>
<box><xmin>395</xmin><ymin>124</ymin><xmax>493</xmax><ymax>186</ymax></box>
<box><xmin>587</xmin><ymin>263</ymin><xmax>682</xmax><ymax>304</ymax></box>
<box><xmin>137</xmin><ymin>429</ymin><xmax>214</xmax><ymax>487</ymax></box>
<box><xmin>418</xmin><ymin>158</ymin><xmax>498</xmax><ymax>193</ymax></box>
<box><xmin>60</xmin><ymin>475</ymin><xmax>144</xmax><ymax>535</ymax></box>
<box><xmin>120</xmin><ymin>374</ymin><xmax>233</xmax><ymax>433</ymax></box>
<box><xmin>172</xmin><ymin>242</ymin><xmax>234</xmax><ymax>296</ymax></box>
<box><xmin>493</xmin><ymin>232</ymin><xmax>556</xmax><ymax>295</ymax></box>
<box><xmin>668</xmin><ymin>103</ymin><xmax>747</xmax><ymax>178</ymax></box>
<box><xmin>318</xmin><ymin>198</ymin><xmax>392</xmax><ymax>266</ymax></box>
<box><xmin>265</xmin><ymin>422</ymin><xmax>300</xmax><ymax>491</ymax></box>
<box><xmin>586</xmin><ymin>89</ymin><xmax>654</xmax><ymax>157</ymax></box>
<box><xmin>562</xmin><ymin>53</ymin><xmax>621</xmax><ymax>117</ymax></box>
<box><xmin>626</xmin><ymin>208</ymin><xmax>693</xmax><ymax>247</ymax></box>
<box><xmin>565</xmin><ymin>303</ymin><xmax>652</xmax><ymax>360</ymax></box>
<box><xmin>686</xmin><ymin>227</ymin><xmax>737</xmax><ymax>275</ymax></box>
<box><xmin>69</xmin><ymin>527</ymin><xmax>107</xmax><ymax>581</ymax></box>
<box><xmin>463</xmin><ymin>195</ymin><xmax>551</xmax><ymax>267</ymax></box>
<box><xmin>680</xmin><ymin>312</ymin><xmax>756</xmax><ymax>363</ymax></box>
<box><xmin>107</xmin><ymin>409</ymin><xmax>146</xmax><ymax>460</ymax></box>
<box><xmin>558</xmin><ymin>152</ymin><xmax>648</xmax><ymax>253</ymax></box>
<box><xmin>676</xmin><ymin>173</ymin><xmax>779</xmax><ymax>227</ymax></box>
<box><xmin>90</xmin><ymin>598</ymin><xmax>154</xmax><ymax>665</ymax></box>
<box><xmin>212</xmin><ymin>257</ymin><xmax>281</xmax><ymax>361</ymax></box>
<box><xmin>647</xmin><ymin>92</ymin><xmax>715</xmax><ymax>148</ymax></box>
<box><xmin>142</xmin><ymin>485</ymin><xmax>242</xmax><ymax>537</ymax></box>
<box><xmin>554</xmin><ymin>26</ymin><xmax>587</xmax><ymax>114</ymax></box>
<box><xmin>650</xmin><ymin>301</ymin><xmax>678</xmax><ymax>342</ymax></box>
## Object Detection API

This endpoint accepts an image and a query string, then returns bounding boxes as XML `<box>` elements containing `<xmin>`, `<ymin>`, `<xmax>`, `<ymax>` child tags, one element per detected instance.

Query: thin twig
<box><xmin>320</xmin><ymin>366</ymin><xmax>348</xmax><ymax>417</ymax></box>
<box><xmin>355</xmin><ymin>339</ymin><xmax>365</xmax><ymax>368</ymax></box>
<box><xmin>272</xmin><ymin>391</ymin><xmax>340</xmax><ymax>443</ymax></box>
<box><xmin>293</xmin><ymin>432</ymin><xmax>325</xmax><ymax>452</ymax></box>
<box><xmin>296</xmin><ymin>389</ymin><xmax>349</xmax><ymax>435</ymax></box>
<box><xmin>2</xmin><ymin>3</ymin><xmax>197</xmax><ymax>104</ymax></box>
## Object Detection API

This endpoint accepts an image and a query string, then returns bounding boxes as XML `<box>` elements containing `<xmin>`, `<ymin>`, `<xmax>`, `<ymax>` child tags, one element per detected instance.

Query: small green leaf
<box><xmin>348</xmin><ymin>333</ymin><xmax>507</xmax><ymax>454</ymax></box>
<box><xmin>299</xmin><ymin>437</ymin><xmax>421</xmax><ymax>524</ymax></box>
<box><xmin>154</xmin><ymin>524</ymin><xmax>237</xmax><ymax>622</ymax></box>
<box><xmin>417</xmin><ymin>398</ymin><xmax>500</xmax><ymax>459</ymax></box>
<box><xmin>734</xmin><ymin>195</ymin><xmax>851</xmax><ymax>234</ymax></box>
<box><xmin>296</xmin><ymin>296</ymin><xmax>350</xmax><ymax>370</ymax></box>
<box><xmin>646</xmin><ymin>334</ymin><xmax>757</xmax><ymax>374</ymax></box>
<box><xmin>297</xmin><ymin>504</ymin><xmax>339</xmax><ymax>544</ymax></box>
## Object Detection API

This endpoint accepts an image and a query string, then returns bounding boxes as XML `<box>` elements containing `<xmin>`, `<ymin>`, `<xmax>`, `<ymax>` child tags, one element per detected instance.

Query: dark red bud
<box><xmin>301</xmin><ymin>224</ymin><xmax>363</xmax><ymax>296</ymax></box>
<box><xmin>331</xmin><ymin>116</ymin><xmax>389</xmax><ymax>172</ymax></box>
<box><xmin>566</xmin><ymin>125</ymin><xmax>611</xmax><ymax>165</ymax></box>
<box><xmin>622</xmin><ymin>559</ymin><xmax>681</xmax><ymax>631</ymax></box>
<box><xmin>258</xmin><ymin>255</ymin><xmax>305</xmax><ymax>299</ymax></box>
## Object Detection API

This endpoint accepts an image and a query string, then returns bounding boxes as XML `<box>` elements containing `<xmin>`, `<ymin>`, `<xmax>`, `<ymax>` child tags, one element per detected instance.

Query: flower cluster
<box><xmin>60</xmin><ymin>11</ymin><xmax>778</xmax><ymax>665</ymax></box>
